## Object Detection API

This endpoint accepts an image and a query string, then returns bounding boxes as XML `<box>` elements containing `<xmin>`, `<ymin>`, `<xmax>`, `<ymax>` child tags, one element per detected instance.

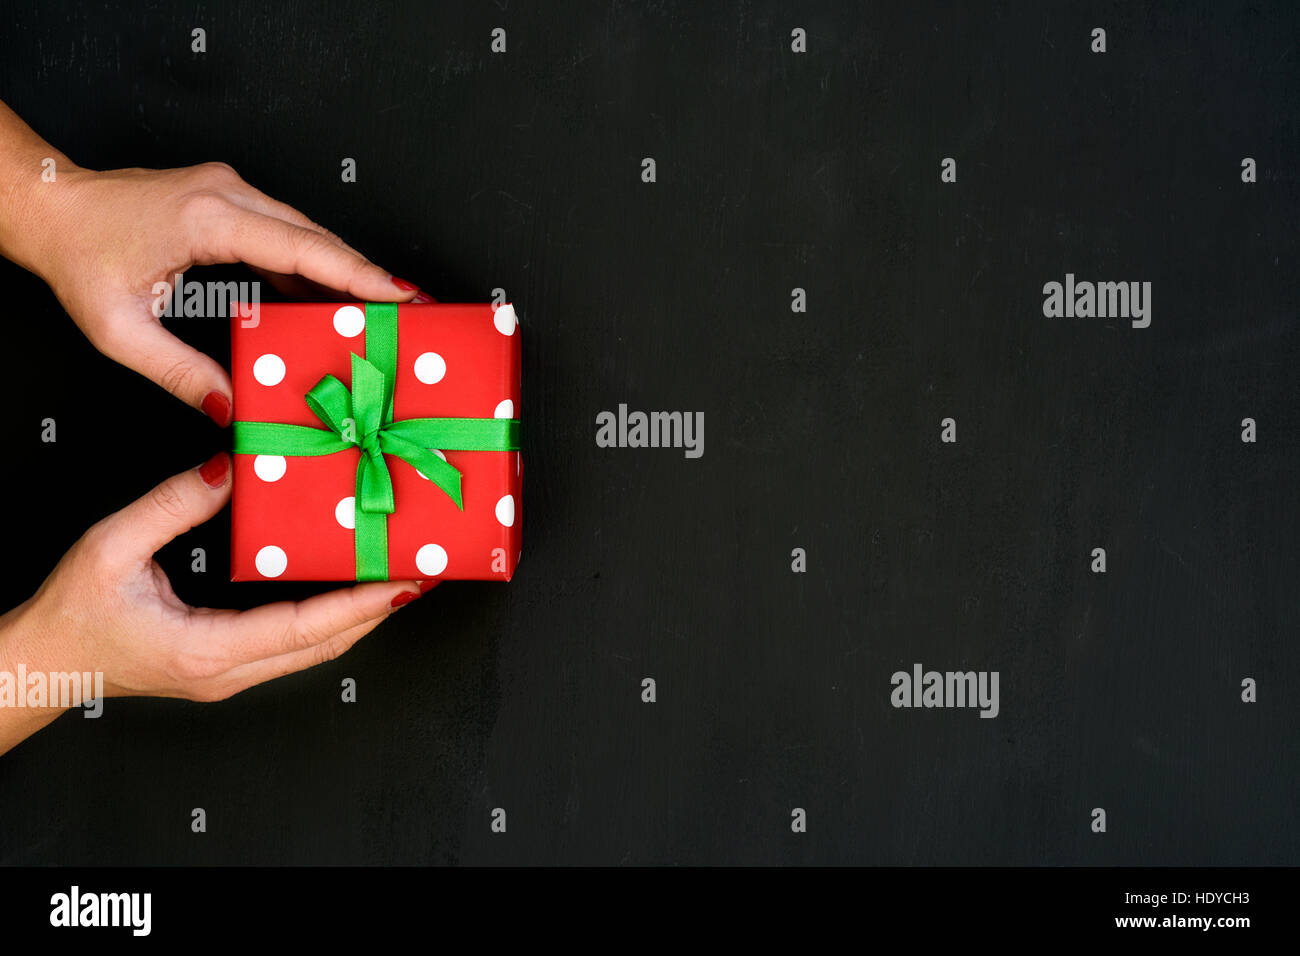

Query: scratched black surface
<box><xmin>0</xmin><ymin>1</ymin><xmax>1296</xmax><ymax>865</ymax></box>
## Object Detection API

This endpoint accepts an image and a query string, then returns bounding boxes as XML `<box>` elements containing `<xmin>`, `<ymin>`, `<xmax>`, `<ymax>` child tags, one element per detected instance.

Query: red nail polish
<box><xmin>411</xmin><ymin>292</ymin><xmax>436</xmax><ymax>304</ymax></box>
<box><xmin>201</xmin><ymin>391</ymin><xmax>232</xmax><ymax>427</ymax></box>
<box><xmin>390</xmin><ymin>277</ymin><xmax>419</xmax><ymax>292</ymax></box>
<box><xmin>390</xmin><ymin>590</ymin><xmax>420</xmax><ymax>608</ymax></box>
<box><xmin>418</xmin><ymin>579</ymin><xmax>439</xmax><ymax>593</ymax></box>
<box><xmin>199</xmin><ymin>452</ymin><xmax>229</xmax><ymax>488</ymax></box>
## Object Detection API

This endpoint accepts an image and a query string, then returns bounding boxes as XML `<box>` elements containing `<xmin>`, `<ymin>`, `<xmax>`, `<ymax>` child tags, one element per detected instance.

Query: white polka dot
<box><xmin>415</xmin><ymin>543</ymin><xmax>448</xmax><ymax>576</ymax></box>
<box><xmin>253</xmin><ymin>353</ymin><xmax>286</xmax><ymax>386</ymax></box>
<box><xmin>335</xmin><ymin>496</ymin><xmax>356</xmax><ymax>530</ymax></box>
<box><xmin>333</xmin><ymin>305</ymin><xmax>365</xmax><ymax>338</ymax></box>
<box><xmin>413</xmin><ymin>351</ymin><xmax>446</xmax><ymax>384</ymax></box>
<box><xmin>494</xmin><ymin>399</ymin><xmax>514</xmax><ymax>419</ymax></box>
<box><xmin>493</xmin><ymin>303</ymin><xmax>518</xmax><ymax>336</ymax></box>
<box><xmin>255</xmin><ymin>545</ymin><xmax>287</xmax><ymax>578</ymax></box>
<box><xmin>253</xmin><ymin>455</ymin><xmax>286</xmax><ymax>482</ymax></box>
<box><xmin>495</xmin><ymin>494</ymin><xmax>515</xmax><ymax>527</ymax></box>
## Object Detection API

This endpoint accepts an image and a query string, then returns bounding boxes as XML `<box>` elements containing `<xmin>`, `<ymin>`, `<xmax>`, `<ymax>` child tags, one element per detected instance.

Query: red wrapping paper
<box><xmin>229</xmin><ymin>302</ymin><xmax>521</xmax><ymax>581</ymax></box>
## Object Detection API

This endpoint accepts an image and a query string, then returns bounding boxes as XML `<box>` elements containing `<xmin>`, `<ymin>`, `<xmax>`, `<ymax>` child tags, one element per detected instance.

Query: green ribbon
<box><xmin>232</xmin><ymin>302</ymin><xmax>520</xmax><ymax>580</ymax></box>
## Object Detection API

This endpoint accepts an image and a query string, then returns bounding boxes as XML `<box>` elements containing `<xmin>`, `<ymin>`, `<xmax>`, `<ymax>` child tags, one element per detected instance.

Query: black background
<box><xmin>0</xmin><ymin>1</ymin><xmax>1296</xmax><ymax>866</ymax></box>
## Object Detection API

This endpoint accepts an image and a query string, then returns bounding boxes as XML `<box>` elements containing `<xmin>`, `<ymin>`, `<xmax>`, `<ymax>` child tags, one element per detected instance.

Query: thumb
<box><xmin>103</xmin><ymin>312</ymin><xmax>234</xmax><ymax>425</ymax></box>
<box><xmin>108</xmin><ymin>453</ymin><xmax>232</xmax><ymax>557</ymax></box>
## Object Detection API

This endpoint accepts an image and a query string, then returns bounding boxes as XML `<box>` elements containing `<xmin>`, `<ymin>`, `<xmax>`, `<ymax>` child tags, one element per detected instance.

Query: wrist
<box><xmin>0</xmin><ymin>601</ymin><xmax>74</xmax><ymax>752</ymax></box>
<box><xmin>0</xmin><ymin>100</ymin><xmax>89</xmax><ymax>286</ymax></box>
<box><xmin>0</xmin><ymin>161</ymin><xmax>93</xmax><ymax>286</ymax></box>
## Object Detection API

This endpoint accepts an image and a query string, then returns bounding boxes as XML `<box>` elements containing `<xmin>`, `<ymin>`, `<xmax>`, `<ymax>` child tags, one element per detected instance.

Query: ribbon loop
<box><xmin>304</xmin><ymin>374</ymin><xmax>354</xmax><ymax>437</ymax></box>
<box><xmin>349</xmin><ymin>353</ymin><xmax>386</xmax><ymax>440</ymax></box>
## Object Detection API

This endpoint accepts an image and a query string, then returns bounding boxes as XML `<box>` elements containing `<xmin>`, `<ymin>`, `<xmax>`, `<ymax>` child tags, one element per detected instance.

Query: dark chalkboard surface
<box><xmin>0</xmin><ymin>0</ymin><xmax>1295</xmax><ymax>866</ymax></box>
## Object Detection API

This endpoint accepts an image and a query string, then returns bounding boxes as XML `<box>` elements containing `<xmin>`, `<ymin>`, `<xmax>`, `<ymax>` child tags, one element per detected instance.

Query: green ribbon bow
<box><xmin>232</xmin><ymin>302</ymin><xmax>520</xmax><ymax>580</ymax></box>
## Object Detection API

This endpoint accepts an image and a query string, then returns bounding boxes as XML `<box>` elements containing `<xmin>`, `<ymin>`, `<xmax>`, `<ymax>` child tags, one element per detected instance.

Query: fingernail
<box><xmin>411</xmin><ymin>292</ymin><xmax>436</xmax><ymax>304</ymax></box>
<box><xmin>390</xmin><ymin>589</ymin><xmax>420</xmax><ymax>608</ymax></box>
<box><xmin>418</xmin><ymin>579</ymin><xmax>439</xmax><ymax>593</ymax></box>
<box><xmin>199</xmin><ymin>452</ymin><xmax>230</xmax><ymax>488</ymax></box>
<box><xmin>201</xmin><ymin>391</ymin><xmax>232</xmax><ymax>427</ymax></box>
<box><xmin>390</xmin><ymin>276</ymin><xmax>419</xmax><ymax>293</ymax></box>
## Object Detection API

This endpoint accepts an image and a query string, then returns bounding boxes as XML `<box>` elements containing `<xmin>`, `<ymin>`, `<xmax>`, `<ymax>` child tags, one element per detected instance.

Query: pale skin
<box><xmin>0</xmin><ymin>99</ymin><xmax>437</xmax><ymax>755</ymax></box>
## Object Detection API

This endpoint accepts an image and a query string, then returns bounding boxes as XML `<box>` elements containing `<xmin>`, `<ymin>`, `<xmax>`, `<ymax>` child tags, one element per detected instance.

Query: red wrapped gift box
<box><xmin>229</xmin><ymin>301</ymin><xmax>521</xmax><ymax>582</ymax></box>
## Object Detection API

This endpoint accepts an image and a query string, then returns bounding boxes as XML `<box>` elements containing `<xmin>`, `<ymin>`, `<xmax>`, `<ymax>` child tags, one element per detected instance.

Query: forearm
<box><xmin>0</xmin><ymin>600</ymin><xmax>71</xmax><ymax>756</ymax></box>
<box><xmin>0</xmin><ymin>98</ymin><xmax>83</xmax><ymax>279</ymax></box>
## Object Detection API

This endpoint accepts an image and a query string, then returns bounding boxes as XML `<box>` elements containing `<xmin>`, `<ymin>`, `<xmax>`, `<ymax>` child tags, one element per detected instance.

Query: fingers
<box><xmin>202</xmin><ymin>204</ymin><xmax>417</xmax><ymax>302</ymax></box>
<box><xmin>246</xmin><ymin>265</ymin><xmax>351</xmax><ymax>302</ymax></box>
<box><xmin>186</xmin><ymin>166</ymin><xmax>434</xmax><ymax>301</ymax></box>
<box><xmin>195</xmin><ymin>580</ymin><xmax>436</xmax><ymax>699</ymax></box>
<box><xmin>99</xmin><ymin>308</ymin><xmax>235</xmax><ymax>422</ymax></box>
<box><xmin>187</xmin><ymin>162</ymin><xmax>372</xmax><ymax>262</ymax></box>
<box><xmin>226</xmin><ymin>580</ymin><xmax>423</xmax><ymax>661</ymax></box>
<box><xmin>220</xmin><ymin>615</ymin><xmax>385</xmax><ymax>690</ymax></box>
<box><xmin>104</xmin><ymin>453</ymin><xmax>232</xmax><ymax>558</ymax></box>
<box><xmin>223</xmin><ymin>187</ymin><xmax>372</xmax><ymax>262</ymax></box>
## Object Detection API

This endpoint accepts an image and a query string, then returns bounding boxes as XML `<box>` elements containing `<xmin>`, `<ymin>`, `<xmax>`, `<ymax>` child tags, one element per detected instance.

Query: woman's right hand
<box><xmin>0</xmin><ymin>452</ymin><xmax>430</xmax><ymax>754</ymax></box>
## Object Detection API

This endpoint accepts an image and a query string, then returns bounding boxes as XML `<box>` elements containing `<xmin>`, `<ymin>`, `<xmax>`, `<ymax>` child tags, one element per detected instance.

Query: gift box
<box><xmin>229</xmin><ymin>301</ymin><xmax>521</xmax><ymax>582</ymax></box>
